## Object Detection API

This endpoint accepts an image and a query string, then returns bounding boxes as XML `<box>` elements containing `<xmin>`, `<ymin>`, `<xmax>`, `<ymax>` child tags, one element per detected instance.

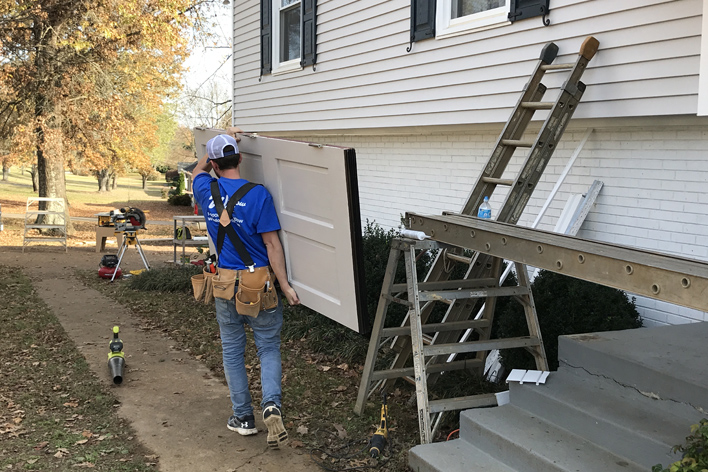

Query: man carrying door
<box><xmin>192</xmin><ymin>129</ymin><xmax>299</xmax><ymax>449</ymax></box>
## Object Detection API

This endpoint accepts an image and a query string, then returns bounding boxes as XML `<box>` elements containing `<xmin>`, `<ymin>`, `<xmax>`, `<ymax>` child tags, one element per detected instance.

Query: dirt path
<box><xmin>0</xmin><ymin>245</ymin><xmax>315</xmax><ymax>472</ymax></box>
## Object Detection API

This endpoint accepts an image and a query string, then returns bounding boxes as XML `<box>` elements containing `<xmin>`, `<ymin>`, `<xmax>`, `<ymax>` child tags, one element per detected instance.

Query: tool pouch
<box><xmin>212</xmin><ymin>267</ymin><xmax>238</xmax><ymax>301</ymax></box>
<box><xmin>236</xmin><ymin>266</ymin><xmax>277</xmax><ymax>317</ymax></box>
<box><xmin>191</xmin><ymin>273</ymin><xmax>205</xmax><ymax>301</ymax></box>
<box><xmin>203</xmin><ymin>267</ymin><xmax>215</xmax><ymax>304</ymax></box>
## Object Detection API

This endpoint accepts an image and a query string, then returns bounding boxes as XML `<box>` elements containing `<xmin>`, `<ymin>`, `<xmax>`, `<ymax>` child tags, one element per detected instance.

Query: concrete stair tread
<box><xmin>559</xmin><ymin>323</ymin><xmax>708</xmax><ymax>411</ymax></box>
<box><xmin>409</xmin><ymin>438</ymin><xmax>516</xmax><ymax>472</ymax></box>
<box><xmin>461</xmin><ymin>405</ymin><xmax>645</xmax><ymax>472</ymax></box>
<box><xmin>513</xmin><ymin>367</ymin><xmax>701</xmax><ymax>446</ymax></box>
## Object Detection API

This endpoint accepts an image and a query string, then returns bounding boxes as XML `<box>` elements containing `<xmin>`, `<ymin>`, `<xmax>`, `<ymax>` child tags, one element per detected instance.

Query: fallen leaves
<box><xmin>296</xmin><ymin>424</ymin><xmax>308</xmax><ymax>435</ymax></box>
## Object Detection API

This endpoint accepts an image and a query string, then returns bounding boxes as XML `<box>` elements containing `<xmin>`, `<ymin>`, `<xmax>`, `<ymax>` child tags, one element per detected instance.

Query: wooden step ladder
<box><xmin>354</xmin><ymin>36</ymin><xmax>599</xmax><ymax>444</ymax></box>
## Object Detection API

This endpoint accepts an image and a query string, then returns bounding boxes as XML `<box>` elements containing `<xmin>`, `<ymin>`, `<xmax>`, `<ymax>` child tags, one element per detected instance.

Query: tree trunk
<box><xmin>96</xmin><ymin>169</ymin><xmax>110</xmax><ymax>192</ymax></box>
<box><xmin>33</xmin><ymin>20</ymin><xmax>73</xmax><ymax>235</ymax></box>
<box><xmin>2</xmin><ymin>160</ymin><xmax>8</xmax><ymax>181</ymax></box>
<box><xmin>111</xmin><ymin>173</ymin><xmax>117</xmax><ymax>190</ymax></box>
<box><xmin>30</xmin><ymin>164</ymin><xmax>38</xmax><ymax>192</ymax></box>
<box><xmin>36</xmin><ymin>126</ymin><xmax>73</xmax><ymax>235</ymax></box>
<box><xmin>142</xmin><ymin>174</ymin><xmax>147</xmax><ymax>189</ymax></box>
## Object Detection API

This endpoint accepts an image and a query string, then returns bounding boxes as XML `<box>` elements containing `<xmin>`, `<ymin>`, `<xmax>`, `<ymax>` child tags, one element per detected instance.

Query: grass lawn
<box><xmin>0</xmin><ymin>167</ymin><xmax>189</xmax><ymax>221</ymax></box>
<box><xmin>0</xmin><ymin>265</ymin><xmax>156</xmax><ymax>471</ymax></box>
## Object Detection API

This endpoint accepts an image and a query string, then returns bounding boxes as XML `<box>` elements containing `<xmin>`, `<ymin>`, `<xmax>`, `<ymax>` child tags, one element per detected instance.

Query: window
<box><xmin>436</xmin><ymin>0</ymin><xmax>510</xmax><ymax>38</ymax></box>
<box><xmin>260</xmin><ymin>0</ymin><xmax>316</xmax><ymax>76</ymax></box>
<box><xmin>277</xmin><ymin>0</ymin><xmax>301</xmax><ymax>68</ymax></box>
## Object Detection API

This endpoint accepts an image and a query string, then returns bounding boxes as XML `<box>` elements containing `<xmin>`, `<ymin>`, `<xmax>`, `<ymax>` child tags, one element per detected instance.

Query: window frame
<box><xmin>435</xmin><ymin>0</ymin><xmax>511</xmax><ymax>39</ymax></box>
<box><xmin>272</xmin><ymin>0</ymin><xmax>303</xmax><ymax>75</ymax></box>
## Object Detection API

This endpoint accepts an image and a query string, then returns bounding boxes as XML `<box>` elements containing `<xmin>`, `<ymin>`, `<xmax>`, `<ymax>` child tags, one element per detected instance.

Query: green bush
<box><xmin>127</xmin><ymin>265</ymin><xmax>201</xmax><ymax>292</ymax></box>
<box><xmin>155</xmin><ymin>164</ymin><xmax>171</xmax><ymax>173</ymax></box>
<box><xmin>168</xmin><ymin>193</ymin><xmax>193</xmax><ymax>206</ymax></box>
<box><xmin>493</xmin><ymin>269</ymin><xmax>642</xmax><ymax>371</ymax></box>
<box><xmin>653</xmin><ymin>419</ymin><xmax>708</xmax><ymax>472</ymax></box>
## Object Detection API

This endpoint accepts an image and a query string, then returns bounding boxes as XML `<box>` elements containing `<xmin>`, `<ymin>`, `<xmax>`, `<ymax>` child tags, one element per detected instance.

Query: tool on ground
<box><xmin>109</xmin><ymin>207</ymin><xmax>150</xmax><ymax>282</ymax></box>
<box><xmin>98</xmin><ymin>254</ymin><xmax>122</xmax><ymax>279</ymax></box>
<box><xmin>107</xmin><ymin>326</ymin><xmax>125</xmax><ymax>385</ymax></box>
<box><xmin>355</xmin><ymin>36</ymin><xmax>600</xmax><ymax>445</ymax></box>
<box><xmin>369</xmin><ymin>392</ymin><xmax>388</xmax><ymax>458</ymax></box>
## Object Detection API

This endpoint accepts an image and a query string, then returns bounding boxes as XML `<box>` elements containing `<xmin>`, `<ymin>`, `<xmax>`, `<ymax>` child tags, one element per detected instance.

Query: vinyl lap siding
<box><xmin>232</xmin><ymin>0</ymin><xmax>701</xmax><ymax>132</ymax></box>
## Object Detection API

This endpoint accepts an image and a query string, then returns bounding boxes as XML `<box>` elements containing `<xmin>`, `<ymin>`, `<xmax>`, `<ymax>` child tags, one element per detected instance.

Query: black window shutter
<box><xmin>410</xmin><ymin>0</ymin><xmax>435</xmax><ymax>43</ymax></box>
<box><xmin>508</xmin><ymin>0</ymin><xmax>550</xmax><ymax>23</ymax></box>
<box><xmin>260</xmin><ymin>0</ymin><xmax>272</xmax><ymax>75</ymax></box>
<box><xmin>300</xmin><ymin>0</ymin><xmax>317</xmax><ymax>67</ymax></box>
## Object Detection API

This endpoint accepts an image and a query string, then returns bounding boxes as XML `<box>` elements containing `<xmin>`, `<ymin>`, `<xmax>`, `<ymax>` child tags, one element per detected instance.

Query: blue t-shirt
<box><xmin>193</xmin><ymin>173</ymin><xmax>281</xmax><ymax>270</ymax></box>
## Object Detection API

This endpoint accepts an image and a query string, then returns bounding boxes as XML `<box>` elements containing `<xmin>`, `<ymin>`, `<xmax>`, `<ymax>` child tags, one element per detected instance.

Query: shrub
<box><xmin>146</xmin><ymin>170</ymin><xmax>161</xmax><ymax>181</ymax></box>
<box><xmin>155</xmin><ymin>164</ymin><xmax>171</xmax><ymax>173</ymax></box>
<box><xmin>165</xmin><ymin>169</ymin><xmax>179</xmax><ymax>182</ymax></box>
<box><xmin>653</xmin><ymin>419</ymin><xmax>708</xmax><ymax>472</ymax></box>
<box><xmin>127</xmin><ymin>265</ymin><xmax>201</xmax><ymax>293</ymax></box>
<box><xmin>493</xmin><ymin>269</ymin><xmax>643</xmax><ymax>371</ymax></box>
<box><xmin>168</xmin><ymin>193</ymin><xmax>193</xmax><ymax>206</ymax></box>
<box><xmin>160</xmin><ymin>187</ymin><xmax>170</xmax><ymax>199</ymax></box>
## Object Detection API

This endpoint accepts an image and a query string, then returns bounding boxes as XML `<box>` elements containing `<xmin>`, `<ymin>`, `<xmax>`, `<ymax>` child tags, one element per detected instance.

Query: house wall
<box><xmin>280</xmin><ymin>115</ymin><xmax>708</xmax><ymax>327</ymax></box>
<box><xmin>233</xmin><ymin>0</ymin><xmax>702</xmax><ymax>132</ymax></box>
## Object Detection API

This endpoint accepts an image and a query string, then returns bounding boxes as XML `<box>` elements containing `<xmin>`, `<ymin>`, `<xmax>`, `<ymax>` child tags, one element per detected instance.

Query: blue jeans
<box><xmin>215</xmin><ymin>294</ymin><xmax>283</xmax><ymax>418</ymax></box>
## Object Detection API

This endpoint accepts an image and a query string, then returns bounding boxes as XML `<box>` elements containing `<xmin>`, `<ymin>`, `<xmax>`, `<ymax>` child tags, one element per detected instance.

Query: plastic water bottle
<box><xmin>477</xmin><ymin>196</ymin><xmax>492</xmax><ymax>219</ymax></box>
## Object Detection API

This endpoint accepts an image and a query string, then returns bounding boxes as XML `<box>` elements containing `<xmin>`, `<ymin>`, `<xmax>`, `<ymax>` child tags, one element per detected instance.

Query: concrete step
<box><xmin>509</xmin><ymin>367</ymin><xmax>702</xmax><ymax>468</ymax></box>
<box><xmin>409</xmin><ymin>438</ymin><xmax>516</xmax><ymax>472</ymax></box>
<box><xmin>558</xmin><ymin>323</ymin><xmax>708</xmax><ymax>412</ymax></box>
<box><xmin>460</xmin><ymin>404</ymin><xmax>645</xmax><ymax>472</ymax></box>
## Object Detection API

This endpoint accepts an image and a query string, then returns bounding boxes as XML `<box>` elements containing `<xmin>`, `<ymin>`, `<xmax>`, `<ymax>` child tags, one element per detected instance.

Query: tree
<box><xmin>0</xmin><ymin>0</ymin><xmax>214</xmax><ymax>229</ymax></box>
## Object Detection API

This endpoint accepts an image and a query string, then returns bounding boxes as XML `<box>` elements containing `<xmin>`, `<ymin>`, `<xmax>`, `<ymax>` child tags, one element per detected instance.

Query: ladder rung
<box><xmin>444</xmin><ymin>252</ymin><xmax>472</xmax><ymax>265</ymax></box>
<box><xmin>370</xmin><ymin>359</ymin><xmax>484</xmax><ymax>381</ymax></box>
<box><xmin>429</xmin><ymin>393</ymin><xmax>498</xmax><ymax>413</ymax></box>
<box><xmin>500</xmin><ymin>139</ymin><xmax>534</xmax><ymax>148</ymax></box>
<box><xmin>423</xmin><ymin>336</ymin><xmax>541</xmax><ymax>357</ymax></box>
<box><xmin>521</xmin><ymin>102</ymin><xmax>554</xmax><ymax>110</ymax></box>
<box><xmin>391</xmin><ymin>277</ymin><xmax>497</xmax><ymax>292</ymax></box>
<box><xmin>418</xmin><ymin>285</ymin><xmax>529</xmax><ymax>302</ymax></box>
<box><xmin>541</xmin><ymin>63</ymin><xmax>575</xmax><ymax>71</ymax></box>
<box><xmin>481</xmin><ymin>177</ymin><xmax>515</xmax><ymax>186</ymax></box>
<box><xmin>381</xmin><ymin>319</ymin><xmax>490</xmax><ymax>337</ymax></box>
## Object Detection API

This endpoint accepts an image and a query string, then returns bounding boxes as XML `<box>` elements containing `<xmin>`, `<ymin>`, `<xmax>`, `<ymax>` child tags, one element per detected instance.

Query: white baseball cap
<box><xmin>206</xmin><ymin>134</ymin><xmax>239</xmax><ymax>160</ymax></box>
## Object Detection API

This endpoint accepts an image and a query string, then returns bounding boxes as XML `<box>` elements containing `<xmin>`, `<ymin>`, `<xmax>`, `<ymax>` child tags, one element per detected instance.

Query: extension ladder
<box><xmin>354</xmin><ymin>36</ymin><xmax>600</xmax><ymax>444</ymax></box>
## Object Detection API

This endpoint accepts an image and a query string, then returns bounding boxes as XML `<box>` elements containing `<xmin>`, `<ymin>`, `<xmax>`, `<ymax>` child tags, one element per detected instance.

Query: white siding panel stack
<box><xmin>232</xmin><ymin>0</ymin><xmax>702</xmax><ymax>132</ymax></box>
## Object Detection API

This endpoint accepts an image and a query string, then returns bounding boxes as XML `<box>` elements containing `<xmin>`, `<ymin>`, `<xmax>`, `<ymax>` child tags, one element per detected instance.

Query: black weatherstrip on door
<box><xmin>343</xmin><ymin>148</ymin><xmax>369</xmax><ymax>334</ymax></box>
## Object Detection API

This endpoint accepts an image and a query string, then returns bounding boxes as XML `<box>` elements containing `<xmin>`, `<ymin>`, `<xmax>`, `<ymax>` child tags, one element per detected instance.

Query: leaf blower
<box><xmin>107</xmin><ymin>326</ymin><xmax>125</xmax><ymax>385</ymax></box>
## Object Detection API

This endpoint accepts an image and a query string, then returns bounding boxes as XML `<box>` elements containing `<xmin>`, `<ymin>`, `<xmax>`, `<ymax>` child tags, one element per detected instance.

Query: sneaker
<box><xmin>227</xmin><ymin>414</ymin><xmax>258</xmax><ymax>436</ymax></box>
<box><xmin>262</xmin><ymin>403</ymin><xmax>288</xmax><ymax>448</ymax></box>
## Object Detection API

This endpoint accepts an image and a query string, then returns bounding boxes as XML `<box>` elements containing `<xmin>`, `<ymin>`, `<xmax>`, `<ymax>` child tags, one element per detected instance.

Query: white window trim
<box><xmin>436</xmin><ymin>0</ymin><xmax>511</xmax><ymax>40</ymax></box>
<box><xmin>271</xmin><ymin>0</ymin><xmax>303</xmax><ymax>75</ymax></box>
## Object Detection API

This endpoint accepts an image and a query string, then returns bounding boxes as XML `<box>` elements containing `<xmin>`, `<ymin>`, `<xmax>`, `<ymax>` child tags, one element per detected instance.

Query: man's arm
<box><xmin>192</xmin><ymin>152</ymin><xmax>212</xmax><ymax>180</ymax></box>
<box><xmin>261</xmin><ymin>230</ymin><xmax>300</xmax><ymax>306</ymax></box>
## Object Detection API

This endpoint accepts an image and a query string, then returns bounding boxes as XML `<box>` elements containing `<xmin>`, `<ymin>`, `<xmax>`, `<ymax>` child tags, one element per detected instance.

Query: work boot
<box><xmin>262</xmin><ymin>402</ymin><xmax>288</xmax><ymax>448</ymax></box>
<box><xmin>227</xmin><ymin>414</ymin><xmax>257</xmax><ymax>436</ymax></box>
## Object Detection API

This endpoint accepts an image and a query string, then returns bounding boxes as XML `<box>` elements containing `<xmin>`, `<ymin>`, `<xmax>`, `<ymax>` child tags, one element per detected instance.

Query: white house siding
<box><xmin>277</xmin><ymin>116</ymin><xmax>708</xmax><ymax>327</ymax></box>
<box><xmin>231</xmin><ymin>0</ymin><xmax>708</xmax><ymax>327</ymax></box>
<box><xmin>232</xmin><ymin>0</ymin><xmax>702</xmax><ymax>131</ymax></box>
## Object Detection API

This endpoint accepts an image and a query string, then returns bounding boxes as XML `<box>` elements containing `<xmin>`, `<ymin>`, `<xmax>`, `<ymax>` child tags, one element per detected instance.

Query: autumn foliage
<box><xmin>0</xmin><ymin>0</ymin><xmax>209</xmax><ymax>222</ymax></box>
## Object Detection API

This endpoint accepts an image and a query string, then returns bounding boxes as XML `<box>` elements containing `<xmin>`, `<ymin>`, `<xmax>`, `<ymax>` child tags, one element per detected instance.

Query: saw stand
<box><xmin>111</xmin><ymin>230</ymin><xmax>151</xmax><ymax>282</ymax></box>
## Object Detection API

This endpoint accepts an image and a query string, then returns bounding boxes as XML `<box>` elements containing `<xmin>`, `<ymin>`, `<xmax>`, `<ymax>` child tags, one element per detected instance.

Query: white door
<box><xmin>194</xmin><ymin>128</ymin><xmax>367</xmax><ymax>333</ymax></box>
